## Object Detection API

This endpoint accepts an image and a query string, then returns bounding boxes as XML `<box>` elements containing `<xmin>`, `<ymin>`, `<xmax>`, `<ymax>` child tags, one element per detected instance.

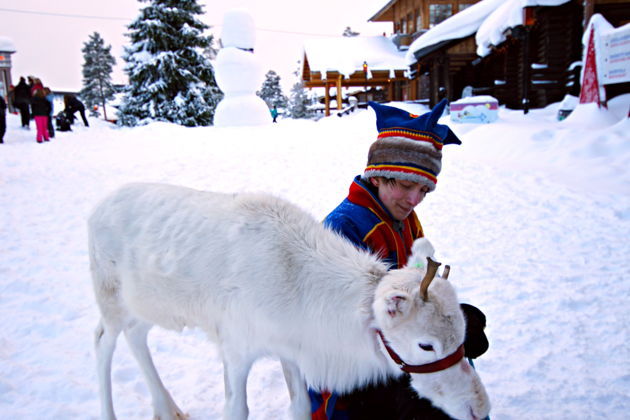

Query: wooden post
<box><xmin>431</xmin><ymin>59</ymin><xmax>440</xmax><ymax>107</ymax></box>
<box><xmin>325</xmin><ymin>82</ymin><xmax>330</xmax><ymax>117</ymax></box>
<box><xmin>522</xmin><ymin>29</ymin><xmax>530</xmax><ymax>114</ymax></box>
<box><xmin>363</xmin><ymin>61</ymin><xmax>368</xmax><ymax>103</ymax></box>
<box><xmin>440</xmin><ymin>55</ymin><xmax>450</xmax><ymax>102</ymax></box>
<box><xmin>410</xmin><ymin>79</ymin><xmax>417</xmax><ymax>101</ymax></box>
<box><xmin>336</xmin><ymin>74</ymin><xmax>343</xmax><ymax>110</ymax></box>
<box><xmin>583</xmin><ymin>0</ymin><xmax>594</xmax><ymax>28</ymax></box>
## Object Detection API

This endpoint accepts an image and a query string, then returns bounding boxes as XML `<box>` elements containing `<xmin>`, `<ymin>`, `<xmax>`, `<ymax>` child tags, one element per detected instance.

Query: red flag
<box><xmin>579</xmin><ymin>26</ymin><xmax>601</xmax><ymax>105</ymax></box>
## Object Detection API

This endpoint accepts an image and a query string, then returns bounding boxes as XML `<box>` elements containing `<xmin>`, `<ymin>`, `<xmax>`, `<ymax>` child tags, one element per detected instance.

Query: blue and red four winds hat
<box><xmin>364</xmin><ymin>99</ymin><xmax>462</xmax><ymax>192</ymax></box>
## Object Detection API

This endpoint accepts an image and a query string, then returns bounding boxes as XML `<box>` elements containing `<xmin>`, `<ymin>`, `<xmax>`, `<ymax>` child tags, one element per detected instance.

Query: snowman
<box><xmin>213</xmin><ymin>9</ymin><xmax>271</xmax><ymax>126</ymax></box>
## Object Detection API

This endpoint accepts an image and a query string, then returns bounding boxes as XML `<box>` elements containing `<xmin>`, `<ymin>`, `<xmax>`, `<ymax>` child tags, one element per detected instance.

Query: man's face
<box><xmin>370</xmin><ymin>177</ymin><xmax>429</xmax><ymax>221</ymax></box>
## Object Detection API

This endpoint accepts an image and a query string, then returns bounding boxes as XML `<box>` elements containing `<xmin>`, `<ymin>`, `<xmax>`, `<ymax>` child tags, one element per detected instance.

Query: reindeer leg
<box><xmin>280</xmin><ymin>359</ymin><xmax>310</xmax><ymax>420</ymax></box>
<box><xmin>123</xmin><ymin>320</ymin><xmax>187</xmax><ymax>420</ymax></box>
<box><xmin>222</xmin><ymin>349</ymin><xmax>253</xmax><ymax>420</ymax></box>
<box><xmin>95</xmin><ymin>319</ymin><xmax>121</xmax><ymax>420</ymax></box>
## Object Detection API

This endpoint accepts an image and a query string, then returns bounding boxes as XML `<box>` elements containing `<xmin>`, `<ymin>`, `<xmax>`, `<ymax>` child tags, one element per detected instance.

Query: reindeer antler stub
<box><xmin>442</xmin><ymin>265</ymin><xmax>451</xmax><ymax>280</ymax></box>
<box><xmin>420</xmin><ymin>257</ymin><xmax>441</xmax><ymax>301</ymax></box>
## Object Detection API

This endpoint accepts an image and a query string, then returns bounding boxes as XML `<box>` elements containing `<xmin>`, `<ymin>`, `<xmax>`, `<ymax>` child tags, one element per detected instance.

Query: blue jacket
<box><xmin>45</xmin><ymin>93</ymin><xmax>55</xmax><ymax>116</ymax></box>
<box><xmin>324</xmin><ymin>176</ymin><xmax>424</xmax><ymax>269</ymax></box>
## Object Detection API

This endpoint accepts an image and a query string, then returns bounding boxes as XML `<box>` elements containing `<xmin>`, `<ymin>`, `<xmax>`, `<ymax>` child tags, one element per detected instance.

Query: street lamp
<box><xmin>363</xmin><ymin>61</ymin><xmax>368</xmax><ymax>102</ymax></box>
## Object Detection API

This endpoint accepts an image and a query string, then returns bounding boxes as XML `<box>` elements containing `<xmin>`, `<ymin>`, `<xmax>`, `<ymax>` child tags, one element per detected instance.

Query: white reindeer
<box><xmin>89</xmin><ymin>183</ymin><xmax>490</xmax><ymax>420</ymax></box>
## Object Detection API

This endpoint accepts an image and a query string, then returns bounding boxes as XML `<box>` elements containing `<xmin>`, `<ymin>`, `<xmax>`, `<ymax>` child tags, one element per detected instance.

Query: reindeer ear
<box><xmin>383</xmin><ymin>291</ymin><xmax>412</xmax><ymax>319</ymax></box>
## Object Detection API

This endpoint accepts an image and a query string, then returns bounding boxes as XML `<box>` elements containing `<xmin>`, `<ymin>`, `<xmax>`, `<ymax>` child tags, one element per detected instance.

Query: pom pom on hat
<box><xmin>364</xmin><ymin>99</ymin><xmax>461</xmax><ymax>192</ymax></box>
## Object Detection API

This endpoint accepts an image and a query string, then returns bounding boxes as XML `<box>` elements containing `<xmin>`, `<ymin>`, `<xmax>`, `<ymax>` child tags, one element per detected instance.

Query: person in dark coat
<box><xmin>31</xmin><ymin>89</ymin><xmax>52</xmax><ymax>143</ymax></box>
<box><xmin>0</xmin><ymin>95</ymin><xmax>6</xmax><ymax>143</ymax></box>
<box><xmin>310</xmin><ymin>100</ymin><xmax>489</xmax><ymax>420</ymax></box>
<box><xmin>13</xmin><ymin>77</ymin><xmax>31</xmax><ymax>128</ymax></box>
<box><xmin>63</xmin><ymin>94</ymin><xmax>89</xmax><ymax>127</ymax></box>
<box><xmin>44</xmin><ymin>88</ymin><xmax>55</xmax><ymax>138</ymax></box>
<box><xmin>8</xmin><ymin>84</ymin><xmax>16</xmax><ymax>114</ymax></box>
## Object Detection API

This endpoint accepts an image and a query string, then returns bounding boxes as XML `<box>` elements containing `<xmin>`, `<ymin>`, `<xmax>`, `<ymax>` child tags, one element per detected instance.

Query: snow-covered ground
<box><xmin>1</xmin><ymin>97</ymin><xmax>629</xmax><ymax>419</ymax></box>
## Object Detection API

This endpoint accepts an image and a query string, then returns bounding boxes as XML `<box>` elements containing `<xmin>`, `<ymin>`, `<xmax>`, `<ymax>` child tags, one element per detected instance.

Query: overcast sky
<box><xmin>0</xmin><ymin>0</ymin><xmax>391</xmax><ymax>92</ymax></box>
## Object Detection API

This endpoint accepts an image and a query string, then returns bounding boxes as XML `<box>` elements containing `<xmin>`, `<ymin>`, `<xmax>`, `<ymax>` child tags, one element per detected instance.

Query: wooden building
<box><xmin>392</xmin><ymin>0</ymin><xmax>630</xmax><ymax>109</ymax></box>
<box><xmin>368</xmin><ymin>0</ymin><xmax>480</xmax><ymax>102</ymax></box>
<box><xmin>301</xmin><ymin>36</ymin><xmax>409</xmax><ymax>116</ymax></box>
<box><xmin>301</xmin><ymin>1</ymin><xmax>483</xmax><ymax>112</ymax></box>
<box><xmin>303</xmin><ymin>0</ymin><xmax>628</xmax><ymax>113</ymax></box>
<box><xmin>469</xmin><ymin>1</ymin><xmax>585</xmax><ymax>110</ymax></box>
<box><xmin>369</xmin><ymin>0</ymin><xmax>479</xmax><ymax>43</ymax></box>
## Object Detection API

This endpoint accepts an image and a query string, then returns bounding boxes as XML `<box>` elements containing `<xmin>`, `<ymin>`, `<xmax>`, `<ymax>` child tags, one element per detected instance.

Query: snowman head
<box><xmin>220</xmin><ymin>9</ymin><xmax>256</xmax><ymax>51</ymax></box>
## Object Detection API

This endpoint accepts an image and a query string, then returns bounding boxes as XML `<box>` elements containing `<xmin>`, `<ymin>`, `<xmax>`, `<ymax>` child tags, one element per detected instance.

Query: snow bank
<box><xmin>449</xmin><ymin>94</ymin><xmax>630</xmax><ymax>195</ymax></box>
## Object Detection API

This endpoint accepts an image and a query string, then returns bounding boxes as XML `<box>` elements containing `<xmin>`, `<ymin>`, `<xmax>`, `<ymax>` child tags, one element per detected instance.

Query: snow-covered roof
<box><xmin>477</xmin><ymin>0</ymin><xmax>571</xmax><ymax>56</ymax></box>
<box><xmin>405</xmin><ymin>0</ymin><xmax>504</xmax><ymax>64</ymax></box>
<box><xmin>405</xmin><ymin>0</ymin><xmax>571</xmax><ymax>64</ymax></box>
<box><xmin>304</xmin><ymin>36</ymin><xmax>407</xmax><ymax>78</ymax></box>
<box><xmin>0</xmin><ymin>36</ymin><xmax>16</xmax><ymax>53</ymax></box>
<box><xmin>369</xmin><ymin>0</ymin><xmax>397</xmax><ymax>22</ymax></box>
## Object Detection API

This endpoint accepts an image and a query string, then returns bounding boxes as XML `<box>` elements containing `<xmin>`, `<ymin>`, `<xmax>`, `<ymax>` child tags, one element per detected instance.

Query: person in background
<box><xmin>13</xmin><ymin>77</ymin><xmax>31</xmax><ymax>129</ymax></box>
<box><xmin>0</xmin><ymin>94</ymin><xmax>6</xmax><ymax>144</ymax></box>
<box><xmin>64</xmin><ymin>94</ymin><xmax>89</xmax><ymax>127</ymax></box>
<box><xmin>31</xmin><ymin>89</ymin><xmax>52</xmax><ymax>143</ymax></box>
<box><xmin>30</xmin><ymin>77</ymin><xmax>44</xmax><ymax>96</ymax></box>
<box><xmin>271</xmin><ymin>105</ymin><xmax>278</xmax><ymax>123</ymax></box>
<box><xmin>8</xmin><ymin>84</ymin><xmax>16</xmax><ymax>114</ymax></box>
<box><xmin>44</xmin><ymin>87</ymin><xmax>55</xmax><ymax>138</ymax></box>
<box><xmin>309</xmin><ymin>99</ymin><xmax>489</xmax><ymax>420</ymax></box>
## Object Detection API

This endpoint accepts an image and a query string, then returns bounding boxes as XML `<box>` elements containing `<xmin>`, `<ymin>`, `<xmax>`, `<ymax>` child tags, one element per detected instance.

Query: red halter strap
<box><xmin>376</xmin><ymin>330</ymin><xmax>465</xmax><ymax>374</ymax></box>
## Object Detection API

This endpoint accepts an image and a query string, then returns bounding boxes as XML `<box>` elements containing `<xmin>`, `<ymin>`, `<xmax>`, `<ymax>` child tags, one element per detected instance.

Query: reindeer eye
<box><xmin>419</xmin><ymin>343</ymin><xmax>434</xmax><ymax>352</ymax></box>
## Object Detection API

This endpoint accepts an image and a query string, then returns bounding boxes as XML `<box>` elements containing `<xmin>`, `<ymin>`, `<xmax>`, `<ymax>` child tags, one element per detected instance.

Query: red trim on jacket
<box><xmin>347</xmin><ymin>179</ymin><xmax>423</xmax><ymax>268</ymax></box>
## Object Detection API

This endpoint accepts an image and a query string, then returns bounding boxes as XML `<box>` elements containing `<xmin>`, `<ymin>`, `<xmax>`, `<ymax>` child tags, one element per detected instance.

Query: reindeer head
<box><xmin>372</xmin><ymin>238</ymin><xmax>490</xmax><ymax>420</ymax></box>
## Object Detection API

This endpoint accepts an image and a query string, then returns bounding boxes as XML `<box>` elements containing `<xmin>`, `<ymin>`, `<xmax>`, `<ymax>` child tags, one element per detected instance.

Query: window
<box><xmin>459</xmin><ymin>3</ymin><xmax>474</xmax><ymax>12</ymax></box>
<box><xmin>416</xmin><ymin>9</ymin><xmax>422</xmax><ymax>31</ymax></box>
<box><xmin>429</xmin><ymin>4</ymin><xmax>453</xmax><ymax>27</ymax></box>
<box><xmin>401</xmin><ymin>18</ymin><xmax>407</xmax><ymax>34</ymax></box>
<box><xmin>407</xmin><ymin>13</ymin><xmax>414</xmax><ymax>33</ymax></box>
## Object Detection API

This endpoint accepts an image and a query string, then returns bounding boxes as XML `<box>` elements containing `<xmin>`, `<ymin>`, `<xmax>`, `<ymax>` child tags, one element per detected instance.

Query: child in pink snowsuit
<box><xmin>31</xmin><ymin>89</ymin><xmax>52</xmax><ymax>143</ymax></box>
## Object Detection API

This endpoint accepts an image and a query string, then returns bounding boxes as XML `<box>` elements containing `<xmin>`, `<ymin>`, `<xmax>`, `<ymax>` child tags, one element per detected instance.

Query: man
<box><xmin>64</xmin><ymin>94</ymin><xmax>89</xmax><ymax>127</ymax></box>
<box><xmin>13</xmin><ymin>77</ymin><xmax>31</xmax><ymax>128</ymax></box>
<box><xmin>310</xmin><ymin>99</ymin><xmax>488</xmax><ymax>420</ymax></box>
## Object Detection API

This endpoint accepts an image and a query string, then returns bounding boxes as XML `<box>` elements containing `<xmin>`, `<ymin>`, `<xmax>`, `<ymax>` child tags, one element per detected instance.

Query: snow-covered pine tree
<box><xmin>80</xmin><ymin>32</ymin><xmax>117</xmax><ymax>120</ymax></box>
<box><xmin>286</xmin><ymin>81</ymin><xmax>314</xmax><ymax>119</ymax></box>
<box><xmin>257</xmin><ymin>70</ymin><xmax>287</xmax><ymax>109</ymax></box>
<box><xmin>203</xmin><ymin>40</ymin><xmax>218</xmax><ymax>61</ymax></box>
<box><xmin>118</xmin><ymin>0</ymin><xmax>222</xmax><ymax>127</ymax></box>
